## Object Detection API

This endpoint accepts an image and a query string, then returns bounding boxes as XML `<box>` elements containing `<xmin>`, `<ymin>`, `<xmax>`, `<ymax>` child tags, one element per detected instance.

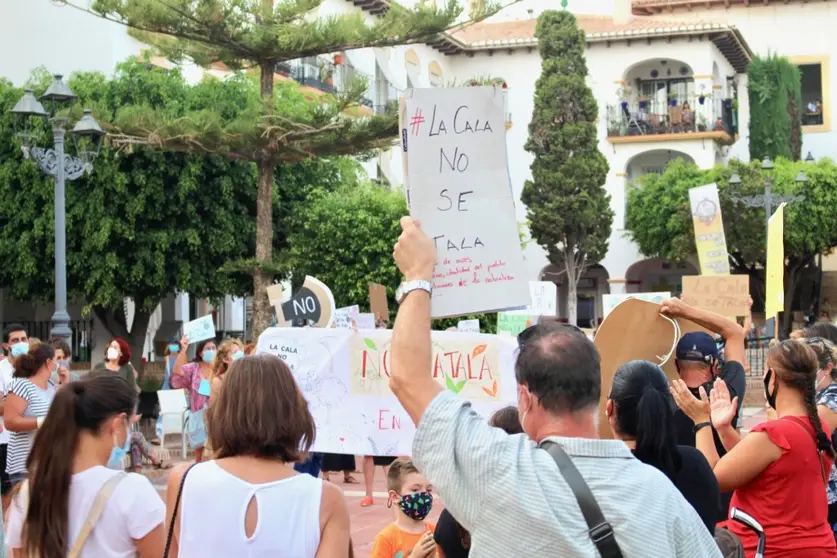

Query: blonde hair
<box><xmin>790</xmin><ymin>330</ymin><xmax>806</xmax><ymax>340</ymax></box>
<box><xmin>386</xmin><ymin>457</ymin><xmax>419</xmax><ymax>492</ymax></box>
<box><xmin>212</xmin><ymin>338</ymin><xmax>243</xmax><ymax>380</ymax></box>
<box><xmin>28</xmin><ymin>338</ymin><xmax>41</xmax><ymax>348</ymax></box>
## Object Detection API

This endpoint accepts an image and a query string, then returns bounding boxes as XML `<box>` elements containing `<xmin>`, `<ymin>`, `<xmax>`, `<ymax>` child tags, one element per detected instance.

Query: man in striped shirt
<box><xmin>389</xmin><ymin>217</ymin><xmax>721</xmax><ymax>557</ymax></box>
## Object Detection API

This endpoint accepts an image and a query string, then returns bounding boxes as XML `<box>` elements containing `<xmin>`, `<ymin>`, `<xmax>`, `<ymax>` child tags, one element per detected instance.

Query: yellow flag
<box><xmin>765</xmin><ymin>203</ymin><xmax>786</xmax><ymax>320</ymax></box>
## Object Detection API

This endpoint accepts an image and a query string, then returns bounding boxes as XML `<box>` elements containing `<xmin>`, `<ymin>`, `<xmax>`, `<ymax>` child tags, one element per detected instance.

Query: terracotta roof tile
<box><xmin>452</xmin><ymin>15</ymin><xmax>705</xmax><ymax>43</ymax></box>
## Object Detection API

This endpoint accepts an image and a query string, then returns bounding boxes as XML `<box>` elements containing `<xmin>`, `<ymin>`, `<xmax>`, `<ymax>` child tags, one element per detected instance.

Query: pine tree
<box><xmin>80</xmin><ymin>0</ymin><xmax>504</xmax><ymax>336</ymax></box>
<box><xmin>520</xmin><ymin>10</ymin><xmax>612</xmax><ymax>325</ymax></box>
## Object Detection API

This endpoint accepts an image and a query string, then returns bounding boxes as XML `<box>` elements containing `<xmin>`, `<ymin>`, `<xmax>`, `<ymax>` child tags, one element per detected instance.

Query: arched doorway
<box><xmin>625</xmin><ymin>258</ymin><xmax>698</xmax><ymax>295</ymax></box>
<box><xmin>626</xmin><ymin>149</ymin><xmax>695</xmax><ymax>182</ymax></box>
<box><xmin>541</xmin><ymin>264</ymin><xmax>610</xmax><ymax>328</ymax></box>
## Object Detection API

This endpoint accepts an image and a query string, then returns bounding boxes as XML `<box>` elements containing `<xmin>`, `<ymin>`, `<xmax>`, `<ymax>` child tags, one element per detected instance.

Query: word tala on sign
<box><xmin>256</xmin><ymin>328</ymin><xmax>518</xmax><ymax>456</ymax></box>
<box><xmin>400</xmin><ymin>87</ymin><xmax>528</xmax><ymax>318</ymax></box>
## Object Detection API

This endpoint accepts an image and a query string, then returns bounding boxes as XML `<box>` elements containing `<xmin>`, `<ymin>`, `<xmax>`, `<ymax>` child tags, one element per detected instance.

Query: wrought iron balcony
<box><xmin>606</xmin><ymin>94</ymin><xmax>737</xmax><ymax>143</ymax></box>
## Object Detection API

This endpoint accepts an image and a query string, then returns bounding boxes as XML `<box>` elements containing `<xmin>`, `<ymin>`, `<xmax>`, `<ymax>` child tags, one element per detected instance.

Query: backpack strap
<box><xmin>540</xmin><ymin>441</ymin><xmax>623</xmax><ymax>558</ymax></box>
<box><xmin>68</xmin><ymin>472</ymin><xmax>129</xmax><ymax>558</ymax></box>
<box><xmin>163</xmin><ymin>463</ymin><xmax>198</xmax><ymax>558</ymax></box>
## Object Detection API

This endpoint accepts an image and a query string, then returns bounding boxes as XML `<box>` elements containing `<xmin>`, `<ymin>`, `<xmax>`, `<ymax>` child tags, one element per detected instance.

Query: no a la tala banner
<box><xmin>689</xmin><ymin>183</ymin><xmax>731</xmax><ymax>275</ymax></box>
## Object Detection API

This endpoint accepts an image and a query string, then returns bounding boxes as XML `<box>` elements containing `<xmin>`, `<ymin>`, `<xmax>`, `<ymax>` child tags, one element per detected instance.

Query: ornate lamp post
<box><xmin>728</xmin><ymin>156</ymin><xmax>808</xmax><ymax>240</ymax></box>
<box><xmin>9</xmin><ymin>75</ymin><xmax>105</xmax><ymax>342</ymax></box>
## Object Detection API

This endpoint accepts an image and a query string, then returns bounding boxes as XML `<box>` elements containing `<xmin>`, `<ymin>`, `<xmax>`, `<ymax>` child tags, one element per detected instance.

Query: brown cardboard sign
<box><xmin>267</xmin><ymin>277</ymin><xmax>336</xmax><ymax>328</ymax></box>
<box><xmin>681</xmin><ymin>275</ymin><xmax>750</xmax><ymax>317</ymax></box>
<box><xmin>594</xmin><ymin>298</ymin><xmax>710</xmax><ymax>439</ymax></box>
<box><xmin>369</xmin><ymin>283</ymin><xmax>389</xmax><ymax>322</ymax></box>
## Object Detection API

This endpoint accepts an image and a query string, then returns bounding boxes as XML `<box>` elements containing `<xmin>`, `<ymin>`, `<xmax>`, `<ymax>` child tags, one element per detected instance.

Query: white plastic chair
<box><xmin>157</xmin><ymin>389</ymin><xmax>189</xmax><ymax>460</ymax></box>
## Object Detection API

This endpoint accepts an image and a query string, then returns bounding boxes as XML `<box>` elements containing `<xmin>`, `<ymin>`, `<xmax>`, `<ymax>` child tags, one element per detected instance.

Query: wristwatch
<box><xmin>395</xmin><ymin>280</ymin><xmax>432</xmax><ymax>304</ymax></box>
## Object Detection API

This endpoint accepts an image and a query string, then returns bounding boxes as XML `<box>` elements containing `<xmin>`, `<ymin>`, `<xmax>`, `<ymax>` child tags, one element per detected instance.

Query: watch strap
<box><xmin>397</xmin><ymin>280</ymin><xmax>432</xmax><ymax>304</ymax></box>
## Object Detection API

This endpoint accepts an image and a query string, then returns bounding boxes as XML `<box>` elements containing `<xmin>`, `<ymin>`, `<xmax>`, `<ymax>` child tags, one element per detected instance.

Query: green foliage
<box><xmin>625</xmin><ymin>157</ymin><xmax>837</xmax><ymax>325</ymax></box>
<box><xmin>520</xmin><ymin>10</ymin><xmax>612</xmax><ymax>324</ymax></box>
<box><xmin>748</xmin><ymin>54</ymin><xmax>803</xmax><ymax>161</ymax></box>
<box><xmin>286</xmin><ymin>184</ymin><xmax>496</xmax><ymax>332</ymax></box>
<box><xmin>0</xmin><ymin>61</ymin><xmax>355</xmax><ymax>360</ymax></box>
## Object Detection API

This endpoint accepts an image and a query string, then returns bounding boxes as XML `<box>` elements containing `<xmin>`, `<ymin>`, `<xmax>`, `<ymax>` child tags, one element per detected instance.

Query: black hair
<box><xmin>4</xmin><ymin>323</ymin><xmax>26</xmax><ymax>344</ymax></box>
<box><xmin>514</xmin><ymin>322</ymin><xmax>601</xmax><ymax>414</ymax></box>
<box><xmin>610</xmin><ymin>360</ymin><xmax>681</xmax><ymax>480</ymax></box>
<box><xmin>20</xmin><ymin>372</ymin><xmax>136</xmax><ymax>557</ymax></box>
<box><xmin>805</xmin><ymin>323</ymin><xmax>837</xmax><ymax>345</ymax></box>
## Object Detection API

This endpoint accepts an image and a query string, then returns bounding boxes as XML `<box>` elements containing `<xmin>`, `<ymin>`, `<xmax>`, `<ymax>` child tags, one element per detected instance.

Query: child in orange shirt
<box><xmin>370</xmin><ymin>457</ymin><xmax>437</xmax><ymax>558</ymax></box>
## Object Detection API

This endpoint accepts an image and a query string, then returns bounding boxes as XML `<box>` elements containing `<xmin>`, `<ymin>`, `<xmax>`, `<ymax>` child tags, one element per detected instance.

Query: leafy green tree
<box><xmin>80</xmin><ymin>0</ymin><xmax>506</xmax><ymax>337</ymax></box>
<box><xmin>625</xmin><ymin>157</ymin><xmax>837</xmax><ymax>334</ymax></box>
<box><xmin>287</xmin><ymin>184</ymin><xmax>496</xmax><ymax>332</ymax></box>
<box><xmin>0</xmin><ymin>60</ymin><xmax>354</xmax><ymax>365</ymax></box>
<box><xmin>520</xmin><ymin>10</ymin><xmax>612</xmax><ymax>325</ymax></box>
<box><xmin>748</xmin><ymin>54</ymin><xmax>803</xmax><ymax>161</ymax></box>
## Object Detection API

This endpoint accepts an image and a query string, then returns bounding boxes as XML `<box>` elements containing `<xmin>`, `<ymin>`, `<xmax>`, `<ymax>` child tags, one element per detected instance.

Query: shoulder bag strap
<box><xmin>163</xmin><ymin>463</ymin><xmax>198</xmax><ymax>558</ymax></box>
<box><xmin>67</xmin><ymin>472</ymin><xmax>129</xmax><ymax>558</ymax></box>
<box><xmin>540</xmin><ymin>441</ymin><xmax>623</xmax><ymax>558</ymax></box>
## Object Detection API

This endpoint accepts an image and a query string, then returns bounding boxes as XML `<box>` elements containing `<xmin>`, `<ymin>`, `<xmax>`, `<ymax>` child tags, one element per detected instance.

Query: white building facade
<box><xmin>0</xmin><ymin>0</ymin><xmax>831</xmax><ymax>349</ymax></box>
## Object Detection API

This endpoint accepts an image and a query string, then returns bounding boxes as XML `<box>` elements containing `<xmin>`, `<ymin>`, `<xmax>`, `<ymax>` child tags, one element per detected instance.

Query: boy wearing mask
<box><xmin>371</xmin><ymin>457</ymin><xmax>437</xmax><ymax>558</ymax></box>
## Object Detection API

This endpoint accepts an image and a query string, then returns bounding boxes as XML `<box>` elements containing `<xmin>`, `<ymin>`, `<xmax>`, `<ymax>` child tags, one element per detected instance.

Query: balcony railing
<box><xmin>606</xmin><ymin>95</ymin><xmax>737</xmax><ymax>139</ymax></box>
<box><xmin>280</xmin><ymin>58</ymin><xmax>375</xmax><ymax>110</ymax></box>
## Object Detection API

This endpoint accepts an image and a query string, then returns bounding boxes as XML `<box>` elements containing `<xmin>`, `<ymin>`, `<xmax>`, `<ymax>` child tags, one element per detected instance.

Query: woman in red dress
<box><xmin>673</xmin><ymin>339</ymin><xmax>837</xmax><ymax>557</ymax></box>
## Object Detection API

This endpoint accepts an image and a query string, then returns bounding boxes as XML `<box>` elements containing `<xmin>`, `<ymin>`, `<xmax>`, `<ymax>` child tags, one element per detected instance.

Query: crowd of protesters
<box><xmin>0</xmin><ymin>216</ymin><xmax>835</xmax><ymax>557</ymax></box>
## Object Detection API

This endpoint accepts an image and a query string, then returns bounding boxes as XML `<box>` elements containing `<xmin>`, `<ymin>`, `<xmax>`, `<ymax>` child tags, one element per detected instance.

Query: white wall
<box><xmin>639</xmin><ymin>2</ymin><xmax>837</xmax><ymax>161</ymax></box>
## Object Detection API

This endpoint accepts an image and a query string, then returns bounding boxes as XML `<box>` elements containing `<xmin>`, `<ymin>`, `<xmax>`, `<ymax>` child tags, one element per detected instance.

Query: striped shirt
<box><xmin>6</xmin><ymin>377</ymin><xmax>55</xmax><ymax>476</ymax></box>
<box><xmin>413</xmin><ymin>391</ymin><xmax>722</xmax><ymax>558</ymax></box>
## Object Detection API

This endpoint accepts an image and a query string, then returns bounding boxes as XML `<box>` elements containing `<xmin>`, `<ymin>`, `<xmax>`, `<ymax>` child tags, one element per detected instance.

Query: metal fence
<box><xmin>1</xmin><ymin>320</ymin><xmax>95</xmax><ymax>362</ymax></box>
<box><xmin>606</xmin><ymin>94</ymin><xmax>737</xmax><ymax>138</ymax></box>
<box><xmin>744</xmin><ymin>336</ymin><xmax>773</xmax><ymax>376</ymax></box>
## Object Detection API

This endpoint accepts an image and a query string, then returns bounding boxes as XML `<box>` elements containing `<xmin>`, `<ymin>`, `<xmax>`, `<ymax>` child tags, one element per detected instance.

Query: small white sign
<box><xmin>183</xmin><ymin>315</ymin><xmax>216</xmax><ymax>344</ymax></box>
<box><xmin>602</xmin><ymin>292</ymin><xmax>671</xmax><ymax>318</ymax></box>
<box><xmin>333</xmin><ymin>305</ymin><xmax>360</xmax><ymax>329</ymax></box>
<box><xmin>507</xmin><ymin>281</ymin><xmax>557</xmax><ymax>317</ymax></box>
<box><xmin>355</xmin><ymin>313</ymin><xmax>377</xmax><ymax>330</ymax></box>
<box><xmin>457</xmin><ymin>319</ymin><xmax>480</xmax><ymax>333</ymax></box>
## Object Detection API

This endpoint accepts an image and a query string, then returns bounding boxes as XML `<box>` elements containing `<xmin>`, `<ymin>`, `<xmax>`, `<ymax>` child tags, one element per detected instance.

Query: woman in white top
<box><xmin>6</xmin><ymin>371</ymin><xmax>165</xmax><ymax>557</ymax></box>
<box><xmin>165</xmin><ymin>353</ymin><xmax>351</xmax><ymax>557</ymax></box>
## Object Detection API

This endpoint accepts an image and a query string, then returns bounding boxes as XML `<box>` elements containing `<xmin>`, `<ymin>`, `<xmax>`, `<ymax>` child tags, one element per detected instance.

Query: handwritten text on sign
<box><xmin>681</xmin><ymin>275</ymin><xmax>750</xmax><ymax>317</ymax></box>
<box><xmin>401</xmin><ymin>87</ymin><xmax>528</xmax><ymax>318</ymax></box>
<box><xmin>256</xmin><ymin>327</ymin><xmax>518</xmax><ymax>456</ymax></box>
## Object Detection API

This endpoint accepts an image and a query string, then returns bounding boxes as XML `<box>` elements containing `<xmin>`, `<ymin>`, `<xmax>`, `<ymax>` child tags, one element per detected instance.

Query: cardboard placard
<box><xmin>270</xmin><ymin>276</ymin><xmax>336</xmax><ymax>328</ymax></box>
<box><xmin>333</xmin><ymin>306</ymin><xmax>360</xmax><ymax>330</ymax></box>
<box><xmin>401</xmin><ymin>87</ymin><xmax>528</xmax><ymax>317</ymax></box>
<box><xmin>368</xmin><ymin>283</ymin><xmax>389</xmax><ymax>322</ymax></box>
<box><xmin>681</xmin><ymin>275</ymin><xmax>749</xmax><ymax>317</ymax></box>
<box><xmin>594</xmin><ymin>298</ymin><xmax>710</xmax><ymax>439</ymax></box>
<box><xmin>457</xmin><ymin>319</ymin><xmax>480</xmax><ymax>333</ymax></box>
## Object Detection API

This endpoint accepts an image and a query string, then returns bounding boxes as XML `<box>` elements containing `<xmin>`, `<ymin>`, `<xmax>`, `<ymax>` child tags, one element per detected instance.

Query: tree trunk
<box><xmin>565</xmin><ymin>248</ymin><xmax>578</xmax><ymax>326</ymax></box>
<box><xmin>251</xmin><ymin>58</ymin><xmax>277</xmax><ymax>339</ymax></box>
<box><xmin>92</xmin><ymin>304</ymin><xmax>153</xmax><ymax>376</ymax></box>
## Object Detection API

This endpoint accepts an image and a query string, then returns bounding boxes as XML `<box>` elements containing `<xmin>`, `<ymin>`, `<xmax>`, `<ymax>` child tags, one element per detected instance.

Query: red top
<box><xmin>729</xmin><ymin>416</ymin><xmax>836</xmax><ymax>557</ymax></box>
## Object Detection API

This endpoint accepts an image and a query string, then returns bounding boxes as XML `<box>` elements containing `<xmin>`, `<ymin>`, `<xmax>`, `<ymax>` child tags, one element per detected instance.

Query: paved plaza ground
<box><xmin>144</xmin><ymin>406</ymin><xmax>769</xmax><ymax>558</ymax></box>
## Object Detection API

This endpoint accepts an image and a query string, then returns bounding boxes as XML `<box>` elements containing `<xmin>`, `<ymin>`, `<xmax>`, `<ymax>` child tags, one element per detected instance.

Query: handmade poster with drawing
<box><xmin>183</xmin><ymin>315</ymin><xmax>216</xmax><ymax>344</ymax></box>
<box><xmin>256</xmin><ymin>327</ymin><xmax>518</xmax><ymax>455</ymax></box>
<box><xmin>333</xmin><ymin>306</ymin><xmax>360</xmax><ymax>329</ymax></box>
<box><xmin>401</xmin><ymin>87</ymin><xmax>528</xmax><ymax>318</ymax></box>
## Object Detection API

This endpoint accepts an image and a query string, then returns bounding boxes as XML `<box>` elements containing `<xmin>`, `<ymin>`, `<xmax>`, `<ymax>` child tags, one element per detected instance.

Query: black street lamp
<box><xmin>9</xmin><ymin>75</ymin><xmax>106</xmax><ymax>342</ymax></box>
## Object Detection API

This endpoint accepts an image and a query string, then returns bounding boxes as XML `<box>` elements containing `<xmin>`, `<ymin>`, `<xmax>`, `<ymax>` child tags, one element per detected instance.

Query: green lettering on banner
<box><xmin>496</xmin><ymin>312</ymin><xmax>533</xmax><ymax>336</ymax></box>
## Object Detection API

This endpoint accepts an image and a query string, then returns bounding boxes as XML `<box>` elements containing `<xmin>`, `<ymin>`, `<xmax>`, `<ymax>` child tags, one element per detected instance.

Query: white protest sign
<box><xmin>355</xmin><ymin>313</ymin><xmax>377</xmax><ymax>330</ymax></box>
<box><xmin>183</xmin><ymin>315</ymin><xmax>216</xmax><ymax>343</ymax></box>
<box><xmin>602</xmin><ymin>292</ymin><xmax>670</xmax><ymax>318</ymax></box>
<box><xmin>401</xmin><ymin>87</ymin><xmax>528</xmax><ymax>318</ymax></box>
<box><xmin>256</xmin><ymin>328</ymin><xmax>518</xmax><ymax>455</ymax></box>
<box><xmin>333</xmin><ymin>305</ymin><xmax>360</xmax><ymax>329</ymax></box>
<box><xmin>457</xmin><ymin>319</ymin><xmax>480</xmax><ymax>333</ymax></box>
<box><xmin>507</xmin><ymin>281</ymin><xmax>557</xmax><ymax>317</ymax></box>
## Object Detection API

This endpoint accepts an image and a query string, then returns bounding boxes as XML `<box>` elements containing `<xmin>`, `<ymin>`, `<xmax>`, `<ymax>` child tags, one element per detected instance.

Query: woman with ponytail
<box><xmin>672</xmin><ymin>339</ymin><xmax>837</xmax><ymax>557</ymax></box>
<box><xmin>607</xmin><ymin>360</ymin><xmax>720</xmax><ymax>534</ymax></box>
<box><xmin>6</xmin><ymin>372</ymin><xmax>165</xmax><ymax>557</ymax></box>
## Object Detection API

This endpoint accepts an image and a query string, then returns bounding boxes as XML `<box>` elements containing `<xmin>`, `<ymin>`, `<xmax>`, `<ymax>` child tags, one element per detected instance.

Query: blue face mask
<box><xmin>231</xmin><ymin>350</ymin><xmax>244</xmax><ymax>361</ymax></box>
<box><xmin>10</xmin><ymin>343</ymin><xmax>29</xmax><ymax>358</ymax></box>
<box><xmin>107</xmin><ymin>420</ymin><xmax>131</xmax><ymax>469</ymax></box>
<box><xmin>202</xmin><ymin>350</ymin><xmax>216</xmax><ymax>363</ymax></box>
<box><xmin>169</xmin><ymin>344</ymin><xmax>180</xmax><ymax>353</ymax></box>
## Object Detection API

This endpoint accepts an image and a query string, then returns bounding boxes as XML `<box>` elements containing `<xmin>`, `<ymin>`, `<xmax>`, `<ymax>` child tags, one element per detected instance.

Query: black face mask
<box><xmin>764</xmin><ymin>369</ymin><xmax>779</xmax><ymax>410</ymax></box>
<box><xmin>688</xmin><ymin>380</ymin><xmax>714</xmax><ymax>402</ymax></box>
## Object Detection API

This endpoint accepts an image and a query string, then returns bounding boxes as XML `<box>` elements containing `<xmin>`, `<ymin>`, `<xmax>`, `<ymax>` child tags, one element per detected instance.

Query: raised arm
<box><xmin>389</xmin><ymin>217</ymin><xmax>443</xmax><ymax>426</ymax></box>
<box><xmin>171</xmin><ymin>336</ymin><xmax>190</xmax><ymax>379</ymax></box>
<box><xmin>661</xmin><ymin>296</ymin><xmax>746</xmax><ymax>366</ymax></box>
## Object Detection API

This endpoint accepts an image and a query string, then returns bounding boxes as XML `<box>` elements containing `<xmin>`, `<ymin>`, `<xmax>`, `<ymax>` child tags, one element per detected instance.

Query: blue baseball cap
<box><xmin>676</xmin><ymin>332</ymin><xmax>719</xmax><ymax>363</ymax></box>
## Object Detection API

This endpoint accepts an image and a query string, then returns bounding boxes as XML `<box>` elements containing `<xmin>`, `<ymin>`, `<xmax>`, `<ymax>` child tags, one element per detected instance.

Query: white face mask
<box><xmin>107</xmin><ymin>347</ymin><xmax>119</xmax><ymax>361</ymax></box>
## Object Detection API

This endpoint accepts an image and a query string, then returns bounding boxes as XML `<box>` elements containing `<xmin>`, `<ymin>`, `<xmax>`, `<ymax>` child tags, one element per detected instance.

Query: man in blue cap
<box><xmin>661</xmin><ymin>296</ymin><xmax>747</xmax><ymax>521</ymax></box>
